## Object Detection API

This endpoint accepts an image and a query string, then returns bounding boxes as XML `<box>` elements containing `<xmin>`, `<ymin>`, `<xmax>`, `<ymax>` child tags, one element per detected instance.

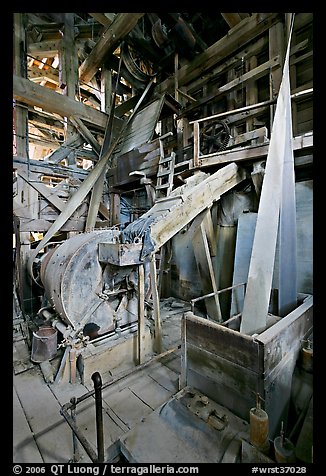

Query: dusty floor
<box><xmin>13</xmin><ymin>298</ymin><xmax>188</xmax><ymax>463</ymax></box>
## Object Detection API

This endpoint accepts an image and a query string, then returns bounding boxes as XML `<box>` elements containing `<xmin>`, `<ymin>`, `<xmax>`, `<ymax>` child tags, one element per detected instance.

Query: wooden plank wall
<box><xmin>181</xmin><ymin>312</ymin><xmax>261</xmax><ymax>421</ymax></box>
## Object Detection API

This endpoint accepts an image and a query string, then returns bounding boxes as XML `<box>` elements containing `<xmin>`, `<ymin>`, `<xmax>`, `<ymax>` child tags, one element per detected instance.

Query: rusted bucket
<box><xmin>31</xmin><ymin>326</ymin><xmax>58</xmax><ymax>363</ymax></box>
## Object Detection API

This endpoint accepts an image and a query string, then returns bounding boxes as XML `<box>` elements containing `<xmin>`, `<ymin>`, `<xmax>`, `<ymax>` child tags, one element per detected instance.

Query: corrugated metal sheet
<box><xmin>112</xmin><ymin>96</ymin><xmax>165</xmax><ymax>159</ymax></box>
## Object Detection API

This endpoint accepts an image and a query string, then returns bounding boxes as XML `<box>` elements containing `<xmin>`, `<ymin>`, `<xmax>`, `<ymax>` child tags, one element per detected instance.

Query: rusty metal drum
<box><xmin>40</xmin><ymin>230</ymin><xmax>123</xmax><ymax>335</ymax></box>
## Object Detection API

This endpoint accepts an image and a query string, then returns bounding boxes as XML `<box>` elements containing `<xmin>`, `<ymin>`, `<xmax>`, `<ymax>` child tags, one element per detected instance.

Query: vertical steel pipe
<box><xmin>91</xmin><ymin>372</ymin><xmax>105</xmax><ymax>463</ymax></box>
<box><xmin>70</xmin><ymin>397</ymin><xmax>80</xmax><ymax>462</ymax></box>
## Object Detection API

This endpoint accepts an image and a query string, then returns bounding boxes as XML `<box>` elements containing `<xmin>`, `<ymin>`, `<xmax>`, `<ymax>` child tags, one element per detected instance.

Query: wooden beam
<box><xmin>13</xmin><ymin>75</ymin><xmax>114</xmax><ymax>130</ymax></box>
<box><xmin>110</xmin><ymin>193</ymin><xmax>120</xmax><ymax>226</ymax></box>
<box><xmin>28</xmin><ymin>40</ymin><xmax>60</xmax><ymax>57</ymax></box>
<box><xmin>240</xmin><ymin>35</ymin><xmax>295</xmax><ymax>335</ymax></box>
<box><xmin>88</xmin><ymin>13</ymin><xmax>113</xmax><ymax>27</ymax></box>
<box><xmin>69</xmin><ymin>116</ymin><xmax>101</xmax><ymax>154</ymax></box>
<box><xmin>85</xmin><ymin>170</ymin><xmax>105</xmax><ymax>231</ymax></box>
<box><xmin>149</xmin><ymin>257</ymin><xmax>163</xmax><ymax>353</ymax></box>
<box><xmin>187</xmin><ymin>35</ymin><xmax>269</xmax><ymax>97</ymax></box>
<box><xmin>150</xmin><ymin>163</ymin><xmax>247</xmax><ymax>251</ymax></box>
<box><xmin>138</xmin><ymin>264</ymin><xmax>146</xmax><ymax>364</ymax></box>
<box><xmin>100</xmin><ymin>67</ymin><xmax>112</xmax><ymax>114</ymax></box>
<box><xmin>60</xmin><ymin>13</ymin><xmax>78</xmax><ymax>97</ymax></box>
<box><xmin>18</xmin><ymin>217</ymin><xmax>85</xmax><ymax>233</ymax></box>
<box><xmin>28</xmin><ymin>63</ymin><xmax>59</xmax><ymax>84</ymax></box>
<box><xmin>246</xmin><ymin>55</ymin><xmax>258</xmax><ymax>132</ymax></box>
<box><xmin>114</xmin><ymin>94</ymin><xmax>141</xmax><ymax>118</ymax></box>
<box><xmin>28</xmin><ymin>110</ymin><xmax>64</xmax><ymax>134</ymax></box>
<box><xmin>182</xmin><ymin>56</ymin><xmax>280</xmax><ymax>116</ymax></box>
<box><xmin>14</xmin><ymin>13</ymin><xmax>28</xmax><ymax>158</ymax></box>
<box><xmin>79</xmin><ymin>13</ymin><xmax>145</xmax><ymax>83</ymax></box>
<box><xmin>155</xmin><ymin>13</ymin><xmax>279</xmax><ymax>96</ymax></box>
<box><xmin>13</xmin><ymin>155</ymin><xmax>89</xmax><ymax>179</ymax></box>
<box><xmin>60</xmin><ymin>14</ymin><xmax>79</xmax><ymax>166</ymax></box>
<box><xmin>192</xmin><ymin>223</ymin><xmax>222</xmax><ymax>322</ymax></box>
<box><xmin>16</xmin><ymin>168</ymin><xmax>66</xmax><ymax>212</ymax></box>
<box><xmin>269</xmin><ymin>21</ymin><xmax>285</xmax><ymax>126</ymax></box>
<box><xmin>221</xmin><ymin>13</ymin><xmax>242</xmax><ymax>28</ymax></box>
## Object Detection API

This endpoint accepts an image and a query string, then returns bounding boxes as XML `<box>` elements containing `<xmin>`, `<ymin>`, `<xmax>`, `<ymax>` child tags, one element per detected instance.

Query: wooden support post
<box><xmin>14</xmin><ymin>13</ymin><xmax>38</xmax><ymax>315</ymax></box>
<box><xmin>192</xmin><ymin>222</ymin><xmax>222</xmax><ymax>322</ymax></box>
<box><xmin>179</xmin><ymin>315</ymin><xmax>187</xmax><ymax>390</ymax></box>
<box><xmin>246</xmin><ymin>55</ymin><xmax>258</xmax><ymax>132</ymax></box>
<box><xmin>226</xmin><ymin>67</ymin><xmax>237</xmax><ymax>140</ymax></box>
<box><xmin>60</xmin><ymin>13</ymin><xmax>78</xmax><ymax>166</ymax></box>
<box><xmin>85</xmin><ymin>169</ymin><xmax>106</xmax><ymax>231</ymax></box>
<box><xmin>138</xmin><ymin>264</ymin><xmax>146</xmax><ymax>365</ymax></box>
<box><xmin>174</xmin><ymin>52</ymin><xmax>179</xmax><ymax>103</ymax></box>
<box><xmin>149</xmin><ymin>257</ymin><xmax>162</xmax><ymax>354</ymax></box>
<box><xmin>202</xmin><ymin>210</ymin><xmax>217</xmax><ymax>257</ymax></box>
<box><xmin>101</xmin><ymin>67</ymin><xmax>112</xmax><ymax>114</ymax></box>
<box><xmin>269</xmin><ymin>21</ymin><xmax>285</xmax><ymax>128</ymax></box>
<box><xmin>240</xmin><ymin>27</ymin><xmax>294</xmax><ymax>335</ymax></box>
<box><xmin>109</xmin><ymin>193</ymin><xmax>120</xmax><ymax>226</ymax></box>
<box><xmin>193</xmin><ymin>121</ymin><xmax>200</xmax><ymax>167</ymax></box>
<box><xmin>289</xmin><ymin>29</ymin><xmax>298</xmax><ymax>136</ymax></box>
<box><xmin>13</xmin><ymin>13</ymin><xmax>28</xmax><ymax>158</ymax></box>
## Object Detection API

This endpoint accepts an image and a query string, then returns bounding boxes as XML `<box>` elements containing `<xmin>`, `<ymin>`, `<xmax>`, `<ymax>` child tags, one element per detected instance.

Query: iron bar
<box><xmin>70</xmin><ymin>397</ymin><xmax>81</xmax><ymax>463</ymax></box>
<box><xmin>60</xmin><ymin>402</ymin><xmax>98</xmax><ymax>462</ymax></box>
<box><xmin>91</xmin><ymin>372</ymin><xmax>105</xmax><ymax>463</ymax></box>
<box><xmin>190</xmin><ymin>282</ymin><xmax>246</xmax><ymax>313</ymax></box>
<box><xmin>65</xmin><ymin>346</ymin><xmax>180</xmax><ymax>409</ymax></box>
<box><xmin>60</xmin><ymin>346</ymin><xmax>180</xmax><ymax>462</ymax></box>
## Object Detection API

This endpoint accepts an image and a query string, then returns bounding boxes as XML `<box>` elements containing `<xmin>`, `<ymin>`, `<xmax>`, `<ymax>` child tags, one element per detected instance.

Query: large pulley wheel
<box><xmin>121</xmin><ymin>43</ymin><xmax>155</xmax><ymax>83</ymax></box>
<box><xmin>200</xmin><ymin>120</ymin><xmax>230</xmax><ymax>155</ymax></box>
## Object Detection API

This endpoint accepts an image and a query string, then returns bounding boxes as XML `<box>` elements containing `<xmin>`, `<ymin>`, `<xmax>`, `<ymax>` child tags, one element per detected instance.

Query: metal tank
<box><xmin>40</xmin><ymin>229</ymin><xmax>141</xmax><ymax>339</ymax></box>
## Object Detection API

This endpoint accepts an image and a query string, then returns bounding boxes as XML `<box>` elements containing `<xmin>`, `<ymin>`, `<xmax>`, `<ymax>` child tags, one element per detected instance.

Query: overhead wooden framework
<box><xmin>13</xmin><ymin>13</ymin><xmax>313</xmax><ymax>316</ymax></box>
<box><xmin>79</xmin><ymin>13</ymin><xmax>145</xmax><ymax>83</ymax></box>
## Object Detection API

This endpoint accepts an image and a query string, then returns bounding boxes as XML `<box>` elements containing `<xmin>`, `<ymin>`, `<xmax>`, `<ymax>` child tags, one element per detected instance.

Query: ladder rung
<box><xmin>156</xmin><ymin>184</ymin><xmax>170</xmax><ymax>190</ymax></box>
<box><xmin>174</xmin><ymin>160</ymin><xmax>190</xmax><ymax>168</ymax></box>
<box><xmin>155</xmin><ymin>195</ymin><xmax>183</xmax><ymax>203</ymax></box>
<box><xmin>158</xmin><ymin>156</ymin><xmax>173</xmax><ymax>164</ymax></box>
<box><xmin>157</xmin><ymin>170</ymin><xmax>172</xmax><ymax>177</ymax></box>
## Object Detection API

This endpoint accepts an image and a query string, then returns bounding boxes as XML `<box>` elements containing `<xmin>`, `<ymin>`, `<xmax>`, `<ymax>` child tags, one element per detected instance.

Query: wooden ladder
<box><xmin>154</xmin><ymin>132</ymin><xmax>175</xmax><ymax>297</ymax></box>
<box><xmin>154</xmin><ymin>132</ymin><xmax>176</xmax><ymax>202</ymax></box>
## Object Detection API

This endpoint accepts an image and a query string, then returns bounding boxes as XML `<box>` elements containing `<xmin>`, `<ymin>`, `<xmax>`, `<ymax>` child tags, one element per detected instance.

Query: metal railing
<box><xmin>190</xmin><ymin>282</ymin><xmax>247</xmax><ymax>322</ymax></box>
<box><xmin>60</xmin><ymin>346</ymin><xmax>180</xmax><ymax>463</ymax></box>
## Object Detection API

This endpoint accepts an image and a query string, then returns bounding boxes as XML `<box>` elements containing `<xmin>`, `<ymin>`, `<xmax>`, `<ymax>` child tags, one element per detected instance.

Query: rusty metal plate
<box><xmin>98</xmin><ymin>242</ymin><xmax>143</xmax><ymax>266</ymax></box>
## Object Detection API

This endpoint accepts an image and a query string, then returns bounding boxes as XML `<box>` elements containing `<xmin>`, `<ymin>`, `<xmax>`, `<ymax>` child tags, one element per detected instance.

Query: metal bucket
<box><xmin>31</xmin><ymin>326</ymin><xmax>58</xmax><ymax>363</ymax></box>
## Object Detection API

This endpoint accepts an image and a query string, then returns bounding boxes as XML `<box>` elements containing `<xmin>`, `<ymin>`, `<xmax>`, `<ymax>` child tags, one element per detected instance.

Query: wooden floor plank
<box><xmin>13</xmin><ymin>368</ymin><xmax>77</xmax><ymax>462</ymax></box>
<box><xmin>13</xmin><ymin>386</ymin><xmax>43</xmax><ymax>463</ymax></box>
<box><xmin>50</xmin><ymin>380</ymin><xmax>126</xmax><ymax>461</ymax></box>
<box><xmin>147</xmin><ymin>361</ymin><xmax>180</xmax><ymax>393</ymax></box>
<box><xmin>159</xmin><ymin>351</ymin><xmax>182</xmax><ymax>374</ymax></box>
<box><xmin>101</xmin><ymin>387</ymin><xmax>153</xmax><ymax>429</ymax></box>
<box><xmin>12</xmin><ymin>303</ymin><xmax>185</xmax><ymax>463</ymax></box>
<box><xmin>128</xmin><ymin>374</ymin><xmax>173</xmax><ymax>410</ymax></box>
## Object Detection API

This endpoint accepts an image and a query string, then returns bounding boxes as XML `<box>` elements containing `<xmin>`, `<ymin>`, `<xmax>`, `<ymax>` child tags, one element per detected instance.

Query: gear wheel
<box><xmin>200</xmin><ymin>120</ymin><xmax>230</xmax><ymax>155</ymax></box>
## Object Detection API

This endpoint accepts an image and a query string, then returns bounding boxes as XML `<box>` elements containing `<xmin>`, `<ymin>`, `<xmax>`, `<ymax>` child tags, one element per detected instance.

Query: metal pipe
<box><xmin>60</xmin><ymin>403</ymin><xmax>98</xmax><ymax>463</ymax></box>
<box><xmin>191</xmin><ymin>282</ymin><xmax>246</xmax><ymax>312</ymax></box>
<box><xmin>91</xmin><ymin>372</ymin><xmax>105</xmax><ymax>463</ymax></box>
<box><xmin>69</xmin><ymin>348</ymin><xmax>77</xmax><ymax>384</ymax></box>
<box><xmin>66</xmin><ymin>346</ymin><xmax>180</xmax><ymax>408</ymax></box>
<box><xmin>52</xmin><ymin>318</ymin><xmax>71</xmax><ymax>338</ymax></box>
<box><xmin>70</xmin><ymin>397</ymin><xmax>80</xmax><ymax>463</ymax></box>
